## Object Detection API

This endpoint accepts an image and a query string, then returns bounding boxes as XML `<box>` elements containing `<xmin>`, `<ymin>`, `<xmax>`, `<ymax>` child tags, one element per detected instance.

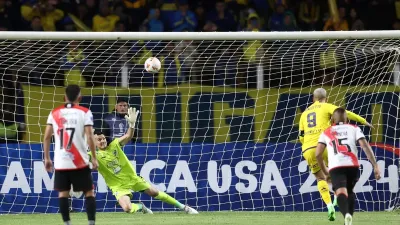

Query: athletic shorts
<box><xmin>329</xmin><ymin>167</ymin><xmax>359</xmax><ymax>192</ymax></box>
<box><xmin>54</xmin><ymin>166</ymin><xmax>93</xmax><ymax>192</ymax></box>
<box><xmin>302</xmin><ymin>147</ymin><xmax>328</xmax><ymax>174</ymax></box>
<box><xmin>110</xmin><ymin>176</ymin><xmax>151</xmax><ymax>201</ymax></box>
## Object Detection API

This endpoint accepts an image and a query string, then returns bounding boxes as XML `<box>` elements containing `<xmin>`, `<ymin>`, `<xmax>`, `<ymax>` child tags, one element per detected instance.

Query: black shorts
<box><xmin>329</xmin><ymin>167</ymin><xmax>359</xmax><ymax>192</ymax></box>
<box><xmin>54</xmin><ymin>166</ymin><xmax>93</xmax><ymax>192</ymax></box>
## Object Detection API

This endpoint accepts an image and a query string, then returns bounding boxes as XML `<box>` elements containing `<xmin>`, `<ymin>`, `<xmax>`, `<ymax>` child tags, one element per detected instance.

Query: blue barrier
<box><xmin>0</xmin><ymin>143</ymin><xmax>399</xmax><ymax>213</ymax></box>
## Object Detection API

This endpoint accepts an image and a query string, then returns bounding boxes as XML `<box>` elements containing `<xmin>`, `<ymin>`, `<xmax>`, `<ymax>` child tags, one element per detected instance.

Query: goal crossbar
<box><xmin>1</xmin><ymin>31</ymin><xmax>400</xmax><ymax>40</ymax></box>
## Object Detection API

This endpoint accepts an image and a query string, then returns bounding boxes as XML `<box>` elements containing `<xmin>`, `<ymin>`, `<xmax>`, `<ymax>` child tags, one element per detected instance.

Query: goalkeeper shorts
<box><xmin>302</xmin><ymin>147</ymin><xmax>328</xmax><ymax>174</ymax></box>
<box><xmin>111</xmin><ymin>176</ymin><xmax>151</xmax><ymax>201</ymax></box>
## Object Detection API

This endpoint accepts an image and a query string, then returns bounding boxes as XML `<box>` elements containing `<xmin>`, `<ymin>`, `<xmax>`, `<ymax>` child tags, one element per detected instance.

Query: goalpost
<box><xmin>0</xmin><ymin>31</ymin><xmax>399</xmax><ymax>214</ymax></box>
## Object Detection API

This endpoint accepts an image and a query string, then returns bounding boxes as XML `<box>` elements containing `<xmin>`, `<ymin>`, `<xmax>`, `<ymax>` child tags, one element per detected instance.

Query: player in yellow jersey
<box><xmin>299</xmin><ymin>88</ymin><xmax>373</xmax><ymax>221</ymax></box>
<box><xmin>89</xmin><ymin>107</ymin><xmax>199</xmax><ymax>215</ymax></box>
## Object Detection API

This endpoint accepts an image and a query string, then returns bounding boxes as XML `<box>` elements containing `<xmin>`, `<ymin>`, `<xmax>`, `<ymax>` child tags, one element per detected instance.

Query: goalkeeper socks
<box><xmin>155</xmin><ymin>191</ymin><xmax>185</xmax><ymax>209</ymax></box>
<box><xmin>337</xmin><ymin>193</ymin><xmax>349</xmax><ymax>217</ymax></box>
<box><xmin>85</xmin><ymin>196</ymin><xmax>96</xmax><ymax>224</ymax></box>
<box><xmin>317</xmin><ymin>180</ymin><xmax>332</xmax><ymax>206</ymax></box>
<box><xmin>59</xmin><ymin>197</ymin><xmax>71</xmax><ymax>223</ymax></box>
<box><xmin>348</xmin><ymin>192</ymin><xmax>355</xmax><ymax>216</ymax></box>
<box><xmin>129</xmin><ymin>203</ymin><xmax>142</xmax><ymax>213</ymax></box>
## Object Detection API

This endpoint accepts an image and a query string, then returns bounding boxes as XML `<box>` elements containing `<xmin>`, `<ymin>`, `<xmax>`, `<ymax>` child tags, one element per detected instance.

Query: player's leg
<box><xmin>346</xmin><ymin>167</ymin><xmax>359</xmax><ymax>217</ymax></box>
<box><xmin>133</xmin><ymin>176</ymin><xmax>198</xmax><ymax>214</ymax></box>
<box><xmin>330</xmin><ymin>168</ymin><xmax>352</xmax><ymax>225</ymax></box>
<box><xmin>54</xmin><ymin>170</ymin><xmax>73</xmax><ymax>225</ymax></box>
<box><xmin>303</xmin><ymin>148</ymin><xmax>335</xmax><ymax>220</ymax></box>
<box><xmin>71</xmin><ymin>167</ymin><xmax>96</xmax><ymax>225</ymax></box>
<box><xmin>112</xmin><ymin>189</ymin><xmax>151</xmax><ymax>214</ymax></box>
<box><xmin>143</xmin><ymin>187</ymin><xmax>198</xmax><ymax>214</ymax></box>
<box><xmin>322</xmin><ymin>149</ymin><xmax>338</xmax><ymax>207</ymax></box>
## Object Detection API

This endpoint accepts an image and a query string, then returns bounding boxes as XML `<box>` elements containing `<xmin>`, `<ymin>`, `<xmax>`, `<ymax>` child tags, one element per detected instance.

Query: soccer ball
<box><xmin>144</xmin><ymin>57</ymin><xmax>161</xmax><ymax>73</ymax></box>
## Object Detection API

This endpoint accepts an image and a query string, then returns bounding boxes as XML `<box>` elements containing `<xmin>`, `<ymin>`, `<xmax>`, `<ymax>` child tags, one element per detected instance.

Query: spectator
<box><xmin>30</xmin><ymin>16</ymin><xmax>43</xmax><ymax>31</ymax></box>
<box><xmin>269</xmin><ymin>3</ymin><xmax>296</xmax><ymax>31</ymax></box>
<box><xmin>114</xmin><ymin>21</ymin><xmax>126</xmax><ymax>31</ymax></box>
<box><xmin>92</xmin><ymin>2</ymin><xmax>120</xmax><ymax>32</ymax></box>
<box><xmin>269</xmin><ymin>3</ymin><xmax>286</xmax><ymax>31</ymax></box>
<box><xmin>282</xmin><ymin>12</ymin><xmax>297</xmax><ymax>31</ymax></box>
<box><xmin>349</xmin><ymin>8</ymin><xmax>364</xmax><ymax>31</ymax></box>
<box><xmin>160</xmin><ymin>0</ymin><xmax>178</xmax><ymax>31</ymax></box>
<box><xmin>75</xmin><ymin>3</ymin><xmax>92</xmax><ymax>31</ymax></box>
<box><xmin>206</xmin><ymin>0</ymin><xmax>237</xmax><ymax>32</ymax></box>
<box><xmin>323</xmin><ymin>7</ymin><xmax>348</xmax><ymax>31</ymax></box>
<box><xmin>21</xmin><ymin>1</ymin><xmax>64</xmax><ymax>31</ymax></box>
<box><xmin>298</xmin><ymin>0</ymin><xmax>320</xmax><ymax>31</ymax></box>
<box><xmin>0</xmin><ymin>70</ymin><xmax>25</xmax><ymax>143</ymax></box>
<box><xmin>0</xmin><ymin>0</ymin><xmax>22</xmax><ymax>30</ymax></box>
<box><xmin>171</xmin><ymin>0</ymin><xmax>197</xmax><ymax>31</ymax></box>
<box><xmin>194</xmin><ymin>1</ymin><xmax>206</xmax><ymax>31</ymax></box>
<box><xmin>245</xmin><ymin>10</ymin><xmax>261</xmax><ymax>31</ymax></box>
<box><xmin>142</xmin><ymin>8</ymin><xmax>164</xmax><ymax>32</ymax></box>
<box><xmin>113</xmin><ymin>2</ymin><xmax>132</xmax><ymax>30</ymax></box>
<box><xmin>102</xmin><ymin>97</ymin><xmax>130</xmax><ymax>142</ymax></box>
<box><xmin>62</xmin><ymin>41</ymin><xmax>88</xmax><ymax>87</ymax></box>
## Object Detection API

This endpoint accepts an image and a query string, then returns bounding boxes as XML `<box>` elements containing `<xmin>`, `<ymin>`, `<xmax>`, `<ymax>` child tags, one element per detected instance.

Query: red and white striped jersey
<box><xmin>318</xmin><ymin>123</ymin><xmax>365</xmax><ymax>170</ymax></box>
<box><xmin>47</xmin><ymin>103</ymin><xmax>93</xmax><ymax>170</ymax></box>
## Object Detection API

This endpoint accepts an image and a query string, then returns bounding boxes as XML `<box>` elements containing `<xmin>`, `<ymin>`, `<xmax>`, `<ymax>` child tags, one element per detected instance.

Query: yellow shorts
<box><xmin>302</xmin><ymin>147</ymin><xmax>328</xmax><ymax>174</ymax></box>
<box><xmin>110</xmin><ymin>176</ymin><xmax>151</xmax><ymax>201</ymax></box>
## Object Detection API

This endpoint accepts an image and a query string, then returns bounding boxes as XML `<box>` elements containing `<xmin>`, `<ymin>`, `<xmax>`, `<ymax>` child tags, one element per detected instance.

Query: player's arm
<box><xmin>298</xmin><ymin>113</ymin><xmax>305</xmax><ymax>144</ymax></box>
<box><xmin>356</xmin><ymin>127</ymin><xmax>381</xmax><ymax>180</ymax></box>
<box><xmin>315</xmin><ymin>133</ymin><xmax>329</xmax><ymax>176</ymax></box>
<box><xmin>118</xmin><ymin>107</ymin><xmax>140</xmax><ymax>146</ymax></box>
<box><xmin>84</xmin><ymin>110</ymin><xmax>98</xmax><ymax>169</ymax></box>
<box><xmin>85</xmin><ymin>126</ymin><xmax>98</xmax><ymax>169</ymax></box>
<box><xmin>43</xmin><ymin>124</ymin><xmax>53</xmax><ymax>172</ymax></box>
<box><xmin>326</xmin><ymin>103</ymin><xmax>373</xmax><ymax>128</ymax></box>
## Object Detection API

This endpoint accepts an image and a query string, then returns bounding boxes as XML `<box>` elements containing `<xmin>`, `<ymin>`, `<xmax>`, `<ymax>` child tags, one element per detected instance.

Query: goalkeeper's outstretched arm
<box><xmin>118</xmin><ymin>107</ymin><xmax>140</xmax><ymax>146</ymax></box>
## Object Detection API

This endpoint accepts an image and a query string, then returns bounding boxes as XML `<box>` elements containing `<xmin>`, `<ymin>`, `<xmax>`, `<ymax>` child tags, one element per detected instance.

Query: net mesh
<box><xmin>0</xmin><ymin>37</ymin><xmax>399</xmax><ymax>213</ymax></box>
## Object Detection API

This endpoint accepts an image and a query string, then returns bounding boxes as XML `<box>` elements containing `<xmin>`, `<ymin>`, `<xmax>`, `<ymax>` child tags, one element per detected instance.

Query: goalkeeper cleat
<box><xmin>327</xmin><ymin>204</ymin><xmax>336</xmax><ymax>221</ymax></box>
<box><xmin>184</xmin><ymin>205</ymin><xmax>199</xmax><ymax>214</ymax></box>
<box><xmin>344</xmin><ymin>213</ymin><xmax>352</xmax><ymax>225</ymax></box>
<box><xmin>140</xmin><ymin>203</ymin><xmax>153</xmax><ymax>214</ymax></box>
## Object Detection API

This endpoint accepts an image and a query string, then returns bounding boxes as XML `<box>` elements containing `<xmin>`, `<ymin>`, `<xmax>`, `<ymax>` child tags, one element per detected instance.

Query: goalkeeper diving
<box><xmin>298</xmin><ymin>88</ymin><xmax>373</xmax><ymax>221</ymax></box>
<box><xmin>89</xmin><ymin>107</ymin><xmax>198</xmax><ymax>214</ymax></box>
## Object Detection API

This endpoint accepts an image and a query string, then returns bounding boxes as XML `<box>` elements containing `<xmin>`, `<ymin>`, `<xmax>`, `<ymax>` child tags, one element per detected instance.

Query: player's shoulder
<box><xmin>72</xmin><ymin>104</ymin><xmax>90</xmax><ymax>113</ymax></box>
<box><xmin>109</xmin><ymin>139</ymin><xmax>122</xmax><ymax>148</ymax></box>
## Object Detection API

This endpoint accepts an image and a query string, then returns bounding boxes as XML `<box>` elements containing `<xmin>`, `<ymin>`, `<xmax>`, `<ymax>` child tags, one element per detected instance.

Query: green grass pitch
<box><xmin>1</xmin><ymin>211</ymin><xmax>399</xmax><ymax>225</ymax></box>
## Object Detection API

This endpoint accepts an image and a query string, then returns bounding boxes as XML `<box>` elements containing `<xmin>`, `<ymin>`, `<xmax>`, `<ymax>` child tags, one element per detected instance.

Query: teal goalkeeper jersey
<box><xmin>89</xmin><ymin>139</ymin><xmax>138</xmax><ymax>189</ymax></box>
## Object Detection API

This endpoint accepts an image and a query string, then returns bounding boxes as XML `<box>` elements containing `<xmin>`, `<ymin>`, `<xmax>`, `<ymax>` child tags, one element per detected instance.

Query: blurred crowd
<box><xmin>0</xmin><ymin>0</ymin><xmax>399</xmax><ymax>32</ymax></box>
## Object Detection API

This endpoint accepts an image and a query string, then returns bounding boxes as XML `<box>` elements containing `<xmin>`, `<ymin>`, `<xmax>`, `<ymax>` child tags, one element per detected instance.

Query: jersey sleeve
<box><xmin>108</xmin><ymin>139</ymin><xmax>122</xmax><ymax>151</ymax></box>
<box><xmin>84</xmin><ymin>110</ymin><xmax>94</xmax><ymax>126</ymax></box>
<box><xmin>318</xmin><ymin>133</ymin><xmax>327</xmax><ymax>145</ymax></box>
<box><xmin>46</xmin><ymin>112</ymin><xmax>53</xmax><ymax>125</ymax></box>
<box><xmin>355</xmin><ymin>126</ymin><xmax>366</xmax><ymax>141</ymax></box>
<box><xmin>346</xmin><ymin>110</ymin><xmax>367</xmax><ymax>125</ymax></box>
<box><xmin>325</xmin><ymin>103</ymin><xmax>338</xmax><ymax>115</ymax></box>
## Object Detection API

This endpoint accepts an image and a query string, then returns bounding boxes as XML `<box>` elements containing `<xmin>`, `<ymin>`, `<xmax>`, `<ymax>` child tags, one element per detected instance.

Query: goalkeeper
<box><xmin>298</xmin><ymin>88</ymin><xmax>372</xmax><ymax>221</ymax></box>
<box><xmin>89</xmin><ymin>107</ymin><xmax>198</xmax><ymax>214</ymax></box>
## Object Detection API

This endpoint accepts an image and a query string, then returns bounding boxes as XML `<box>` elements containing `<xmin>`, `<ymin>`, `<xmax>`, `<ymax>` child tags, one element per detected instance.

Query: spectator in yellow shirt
<box><xmin>92</xmin><ymin>4</ymin><xmax>120</xmax><ymax>32</ymax></box>
<box><xmin>298</xmin><ymin>0</ymin><xmax>320</xmax><ymax>31</ymax></box>
<box><xmin>323</xmin><ymin>7</ymin><xmax>348</xmax><ymax>31</ymax></box>
<box><xmin>21</xmin><ymin>1</ymin><xmax>64</xmax><ymax>31</ymax></box>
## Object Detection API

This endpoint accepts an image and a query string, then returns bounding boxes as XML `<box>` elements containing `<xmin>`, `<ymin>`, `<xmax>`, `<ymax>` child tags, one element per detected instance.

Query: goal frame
<box><xmin>1</xmin><ymin>31</ymin><xmax>400</xmax><ymax>41</ymax></box>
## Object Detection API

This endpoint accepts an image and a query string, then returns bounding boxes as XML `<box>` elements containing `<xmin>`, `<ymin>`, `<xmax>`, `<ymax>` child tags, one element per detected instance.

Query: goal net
<box><xmin>0</xmin><ymin>31</ymin><xmax>399</xmax><ymax>214</ymax></box>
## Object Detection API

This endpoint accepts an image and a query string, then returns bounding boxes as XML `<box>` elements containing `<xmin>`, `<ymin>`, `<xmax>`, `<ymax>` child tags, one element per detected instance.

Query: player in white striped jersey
<box><xmin>43</xmin><ymin>85</ymin><xmax>98</xmax><ymax>225</ymax></box>
<box><xmin>316</xmin><ymin>108</ymin><xmax>381</xmax><ymax>225</ymax></box>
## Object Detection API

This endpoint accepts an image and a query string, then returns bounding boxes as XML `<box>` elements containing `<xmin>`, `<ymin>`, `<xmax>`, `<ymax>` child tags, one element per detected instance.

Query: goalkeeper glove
<box><xmin>125</xmin><ymin>107</ymin><xmax>140</xmax><ymax>128</ymax></box>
